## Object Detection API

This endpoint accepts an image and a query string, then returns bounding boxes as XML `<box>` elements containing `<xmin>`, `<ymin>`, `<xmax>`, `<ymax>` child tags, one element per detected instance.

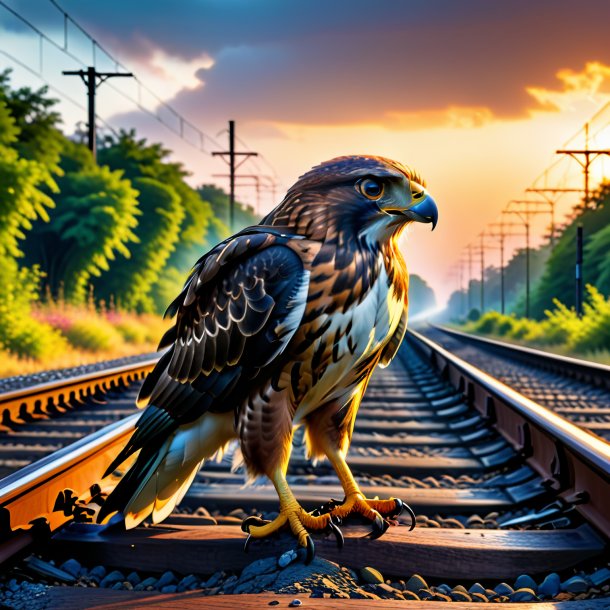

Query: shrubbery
<box><xmin>62</xmin><ymin>317</ymin><xmax>124</xmax><ymax>352</ymax></box>
<box><xmin>0</xmin><ymin>257</ymin><xmax>68</xmax><ymax>360</ymax></box>
<box><xmin>464</xmin><ymin>285</ymin><xmax>610</xmax><ymax>356</ymax></box>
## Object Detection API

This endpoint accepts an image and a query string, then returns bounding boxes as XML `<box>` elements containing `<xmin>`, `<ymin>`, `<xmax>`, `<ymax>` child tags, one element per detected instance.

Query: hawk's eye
<box><xmin>358</xmin><ymin>178</ymin><xmax>384</xmax><ymax>200</ymax></box>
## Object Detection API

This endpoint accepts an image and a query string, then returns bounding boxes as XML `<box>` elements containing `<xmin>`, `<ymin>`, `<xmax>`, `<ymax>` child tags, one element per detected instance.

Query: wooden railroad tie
<box><xmin>50</xmin><ymin>523</ymin><xmax>605</xmax><ymax>581</ymax></box>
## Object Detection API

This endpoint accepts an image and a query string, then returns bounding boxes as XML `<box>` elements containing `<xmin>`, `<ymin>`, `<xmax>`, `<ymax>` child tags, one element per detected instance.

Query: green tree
<box><xmin>98</xmin><ymin>130</ymin><xmax>214</xmax><ymax>268</ymax></box>
<box><xmin>0</xmin><ymin>70</ymin><xmax>64</xmax><ymax>172</ymax></box>
<box><xmin>530</xmin><ymin>184</ymin><xmax>610</xmax><ymax>317</ymax></box>
<box><xmin>94</xmin><ymin>177</ymin><xmax>184</xmax><ymax>311</ymax></box>
<box><xmin>585</xmin><ymin>222</ymin><xmax>610</xmax><ymax>295</ymax></box>
<box><xmin>197</xmin><ymin>183</ymin><xmax>259</xmax><ymax>243</ymax></box>
<box><xmin>0</xmin><ymin>96</ymin><xmax>57</xmax><ymax>258</ymax></box>
<box><xmin>22</xmin><ymin>140</ymin><xmax>140</xmax><ymax>303</ymax></box>
<box><xmin>0</xmin><ymin>86</ymin><xmax>65</xmax><ymax>358</ymax></box>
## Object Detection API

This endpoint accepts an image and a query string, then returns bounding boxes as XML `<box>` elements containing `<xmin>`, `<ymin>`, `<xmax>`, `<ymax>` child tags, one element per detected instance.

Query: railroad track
<box><xmin>0</xmin><ymin>331</ymin><xmax>609</xmax><ymax>609</ymax></box>
<box><xmin>422</xmin><ymin>325</ymin><xmax>610</xmax><ymax>440</ymax></box>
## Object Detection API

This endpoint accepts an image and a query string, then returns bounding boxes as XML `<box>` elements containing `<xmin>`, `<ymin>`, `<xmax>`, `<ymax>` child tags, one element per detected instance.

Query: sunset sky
<box><xmin>2</xmin><ymin>0</ymin><xmax>610</xmax><ymax>304</ymax></box>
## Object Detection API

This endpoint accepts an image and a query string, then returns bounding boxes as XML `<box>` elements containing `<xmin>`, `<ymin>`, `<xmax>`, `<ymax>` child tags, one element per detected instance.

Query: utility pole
<box><xmin>213</xmin><ymin>174</ymin><xmax>275</xmax><ymax>215</ymax></box>
<box><xmin>63</xmin><ymin>66</ymin><xmax>133</xmax><ymax>161</ymax></box>
<box><xmin>556</xmin><ymin>123</ymin><xmax>610</xmax><ymax>209</ymax></box>
<box><xmin>525</xmin><ymin>188</ymin><xmax>582</xmax><ymax>246</ymax></box>
<box><xmin>464</xmin><ymin>244</ymin><xmax>474</xmax><ymax>312</ymax></box>
<box><xmin>576</xmin><ymin>225</ymin><xmax>584</xmax><ymax>317</ymax></box>
<box><xmin>212</xmin><ymin>121</ymin><xmax>258</xmax><ymax>233</ymax></box>
<box><xmin>502</xmin><ymin>209</ymin><xmax>530</xmax><ymax>318</ymax></box>
<box><xmin>487</xmin><ymin>223</ymin><xmax>506</xmax><ymax>315</ymax></box>
<box><xmin>488</xmin><ymin>221</ymin><xmax>525</xmax><ymax>316</ymax></box>
<box><xmin>480</xmin><ymin>232</ymin><xmax>485</xmax><ymax>312</ymax></box>
<box><xmin>503</xmin><ymin>200</ymin><xmax>556</xmax><ymax>318</ymax></box>
<box><xmin>458</xmin><ymin>262</ymin><xmax>466</xmax><ymax>316</ymax></box>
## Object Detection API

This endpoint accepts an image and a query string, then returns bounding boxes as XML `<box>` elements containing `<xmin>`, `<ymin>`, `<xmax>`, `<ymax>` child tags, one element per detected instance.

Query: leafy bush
<box><xmin>113</xmin><ymin>319</ymin><xmax>149</xmax><ymax>344</ymax></box>
<box><xmin>470</xmin><ymin>311</ymin><xmax>502</xmax><ymax>333</ymax></box>
<box><xmin>568</xmin><ymin>286</ymin><xmax>610</xmax><ymax>352</ymax></box>
<box><xmin>506</xmin><ymin>318</ymin><xmax>537</xmax><ymax>340</ymax></box>
<box><xmin>63</xmin><ymin>318</ymin><xmax>124</xmax><ymax>352</ymax></box>
<box><xmin>467</xmin><ymin>308</ymin><xmax>481</xmax><ymax>322</ymax></box>
<box><xmin>0</xmin><ymin>257</ymin><xmax>68</xmax><ymax>359</ymax></box>
<box><xmin>462</xmin><ymin>285</ymin><xmax>610</xmax><ymax>356</ymax></box>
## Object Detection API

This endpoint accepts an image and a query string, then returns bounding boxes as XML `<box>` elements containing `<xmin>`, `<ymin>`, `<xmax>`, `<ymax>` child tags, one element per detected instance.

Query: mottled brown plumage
<box><xmin>99</xmin><ymin>155</ymin><xmax>438</xmax><ymax>559</ymax></box>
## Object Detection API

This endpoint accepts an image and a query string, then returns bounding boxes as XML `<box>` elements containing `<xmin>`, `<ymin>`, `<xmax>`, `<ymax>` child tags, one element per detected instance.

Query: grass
<box><xmin>0</xmin><ymin>298</ymin><xmax>170</xmax><ymax>378</ymax></box>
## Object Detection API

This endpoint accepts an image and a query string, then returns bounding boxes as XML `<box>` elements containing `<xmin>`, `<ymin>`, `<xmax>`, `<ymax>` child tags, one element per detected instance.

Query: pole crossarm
<box><xmin>526</xmin><ymin>187</ymin><xmax>582</xmax><ymax>195</ymax></box>
<box><xmin>63</xmin><ymin>66</ymin><xmax>134</xmax><ymax>161</ymax></box>
<box><xmin>555</xmin><ymin>149</ymin><xmax>610</xmax><ymax>165</ymax></box>
<box><xmin>556</xmin><ymin>123</ymin><xmax>610</xmax><ymax>208</ymax></box>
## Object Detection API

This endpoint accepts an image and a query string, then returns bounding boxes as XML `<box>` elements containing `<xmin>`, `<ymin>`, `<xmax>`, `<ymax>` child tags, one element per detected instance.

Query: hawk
<box><xmin>98</xmin><ymin>155</ymin><xmax>438</xmax><ymax>561</ymax></box>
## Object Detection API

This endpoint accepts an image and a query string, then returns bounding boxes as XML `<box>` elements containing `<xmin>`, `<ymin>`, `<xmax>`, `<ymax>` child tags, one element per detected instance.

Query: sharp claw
<box><xmin>244</xmin><ymin>534</ymin><xmax>252</xmax><ymax>553</ymax></box>
<box><xmin>327</xmin><ymin>519</ymin><xmax>344</xmax><ymax>549</ymax></box>
<box><xmin>304</xmin><ymin>535</ymin><xmax>315</xmax><ymax>564</ymax></box>
<box><xmin>367</xmin><ymin>515</ymin><xmax>390</xmax><ymax>540</ymax></box>
<box><xmin>241</xmin><ymin>515</ymin><xmax>270</xmax><ymax>533</ymax></box>
<box><xmin>403</xmin><ymin>502</ymin><xmax>416</xmax><ymax>531</ymax></box>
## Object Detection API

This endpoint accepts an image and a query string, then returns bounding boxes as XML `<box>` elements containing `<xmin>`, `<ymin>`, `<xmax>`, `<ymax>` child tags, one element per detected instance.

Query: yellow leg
<box><xmin>324</xmin><ymin>447</ymin><xmax>414</xmax><ymax>535</ymax></box>
<box><xmin>242</xmin><ymin>468</ymin><xmax>342</xmax><ymax>562</ymax></box>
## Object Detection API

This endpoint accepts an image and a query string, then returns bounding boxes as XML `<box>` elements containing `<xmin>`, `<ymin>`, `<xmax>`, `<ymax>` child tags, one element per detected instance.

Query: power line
<box><xmin>0</xmin><ymin>48</ymin><xmax>119</xmax><ymax>138</ymax></box>
<box><xmin>0</xmin><ymin>0</ymin><xmax>224</xmax><ymax>154</ymax></box>
<box><xmin>48</xmin><ymin>0</ymin><xmax>281</xmax><ymax>184</ymax></box>
<box><xmin>1</xmin><ymin>0</ymin><xmax>285</xmax><ymax>215</ymax></box>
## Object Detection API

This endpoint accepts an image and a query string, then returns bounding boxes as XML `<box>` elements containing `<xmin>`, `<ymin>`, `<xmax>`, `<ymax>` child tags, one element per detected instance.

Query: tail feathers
<box><xmin>150</xmin><ymin>461</ymin><xmax>202</xmax><ymax>524</ymax></box>
<box><xmin>103</xmin><ymin>404</ymin><xmax>175</xmax><ymax>478</ymax></box>
<box><xmin>100</xmin><ymin>412</ymin><xmax>235</xmax><ymax>529</ymax></box>
<box><xmin>98</xmin><ymin>438</ymin><xmax>169</xmax><ymax>524</ymax></box>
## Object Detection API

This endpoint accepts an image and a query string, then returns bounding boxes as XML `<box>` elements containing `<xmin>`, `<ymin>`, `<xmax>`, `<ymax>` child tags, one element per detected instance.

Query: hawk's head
<box><xmin>263</xmin><ymin>155</ymin><xmax>438</xmax><ymax>245</ymax></box>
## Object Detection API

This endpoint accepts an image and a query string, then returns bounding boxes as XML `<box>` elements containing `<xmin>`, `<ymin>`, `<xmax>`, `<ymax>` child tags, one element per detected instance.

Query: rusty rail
<box><xmin>407</xmin><ymin>329</ymin><xmax>610</xmax><ymax>540</ymax></box>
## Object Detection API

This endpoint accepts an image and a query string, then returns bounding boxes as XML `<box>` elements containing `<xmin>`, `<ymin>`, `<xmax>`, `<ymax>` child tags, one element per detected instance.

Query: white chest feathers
<box><xmin>295</xmin><ymin>257</ymin><xmax>405</xmax><ymax>421</ymax></box>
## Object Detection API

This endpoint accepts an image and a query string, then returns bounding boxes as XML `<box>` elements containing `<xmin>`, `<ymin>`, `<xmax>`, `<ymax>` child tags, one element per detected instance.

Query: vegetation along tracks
<box><xmin>0</xmin><ymin>330</ymin><xmax>609</xmax><ymax>608</ymax></box>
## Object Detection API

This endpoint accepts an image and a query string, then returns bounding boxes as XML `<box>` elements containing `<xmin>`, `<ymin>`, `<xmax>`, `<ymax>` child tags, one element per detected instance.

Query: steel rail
<box><xmin>0</xmin><ymin>357</ymin><xmax>158</xmax><ymax>426</ymax></box>
<box><xmin>430</xmin><ymin>324</ymin><xmax>610</xmax><ymax>389</ymax></box>
<box><xmin>2</xmin><ymin>331</ymin><xmax>610</xmax><ymax>566</ymax></box>
<box><xmin>0</xmin><ymin>413</ymin><xmax>141</xmax><ymax>563</ymax></box>
<box><xmin>407</xmin><ymin>329</ymin><xmax>610</xmax><ymax>539</ymax></box>
<box><xmin>0</xmin><ymin>358</ymin><xmax>158</xmax><ymax>562</ymax></box>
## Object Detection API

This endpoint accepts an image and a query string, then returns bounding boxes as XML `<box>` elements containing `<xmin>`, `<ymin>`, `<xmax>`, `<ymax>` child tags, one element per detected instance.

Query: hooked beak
<box><xmin>405</xmin><ymin>193</ymin><xmax>439</xmax><ymax>230</ymax></box>
<box><xmin>379</xmin><ymin>180</ymin><xmax>439</xmax><ymax>230</ymax></box>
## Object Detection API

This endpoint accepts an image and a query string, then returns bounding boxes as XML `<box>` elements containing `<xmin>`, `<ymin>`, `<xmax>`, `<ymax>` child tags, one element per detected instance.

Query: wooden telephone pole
<box><xmin>525</xmin><ymin>188</ymin><xmax>582</xmax><ymax>246</ymax></box>
<box><xmin>63</xmin><ymin>66</ymin><xmax>133</xmax><ymax>161</ymax></box>
<box><xmin>212</xmin><ymin>121</ymin><xmax>258</xmax><ymax>233</ymax></box>
<box><xmin>556</xmin><ymin>123</ymin><xmax>610</xmax><ymax>208</ymax></box>
<box><xmin>487</xmin><ymin>221</ymin><xmax>524</xmax><ymax>315</ymax></box>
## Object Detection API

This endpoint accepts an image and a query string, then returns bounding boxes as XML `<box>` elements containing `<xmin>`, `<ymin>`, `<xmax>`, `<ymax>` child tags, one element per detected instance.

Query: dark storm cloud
<box><xmin>19</xmin><ymin>0</ymin><xmax>610</xmax><ymax>126</ymax></box>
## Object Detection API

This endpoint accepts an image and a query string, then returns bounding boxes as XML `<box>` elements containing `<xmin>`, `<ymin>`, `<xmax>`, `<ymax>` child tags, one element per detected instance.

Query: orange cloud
<box><xmin>526</xmin><ymin>61</ymin><xmax>610</xmax><ymax>112</ymax></box>
<box><xmin>386</xmin><ymin>106</ymin><xmax>495</xmax><ymax>130</ymax></box>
